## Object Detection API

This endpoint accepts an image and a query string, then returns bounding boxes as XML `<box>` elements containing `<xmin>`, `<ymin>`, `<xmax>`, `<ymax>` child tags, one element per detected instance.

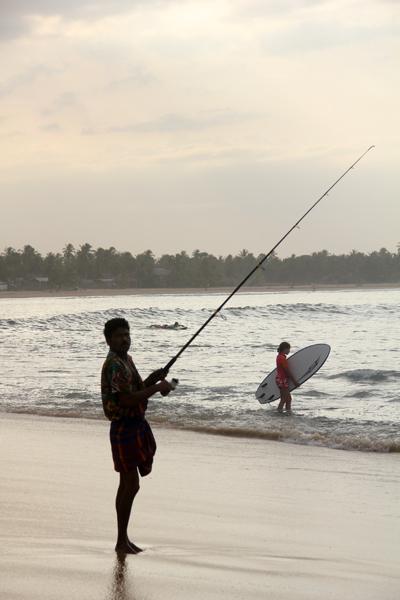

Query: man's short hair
<box><xmin>104</xmin><ymin>318</ymin><xmax>130</xmax><ymax>341</ymax></box>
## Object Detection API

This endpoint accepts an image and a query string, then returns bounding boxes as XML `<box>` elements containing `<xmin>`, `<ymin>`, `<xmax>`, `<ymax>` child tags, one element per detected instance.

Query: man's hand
<box><xmin>159</xmin><ymin>379</ymin><xmax>174</xmax><ymax>397</ymax></box>
<box><xmin>145</xmin><ymin>368</ymin><xmax>169</xmax><ymax>387</ymax></box>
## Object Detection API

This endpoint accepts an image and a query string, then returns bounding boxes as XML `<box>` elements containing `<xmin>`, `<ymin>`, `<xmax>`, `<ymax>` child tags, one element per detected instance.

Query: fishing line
<box><xmin>164</xmin><ymin>146</ymin><xmax>375</xmax><ymax>371</ymax></box>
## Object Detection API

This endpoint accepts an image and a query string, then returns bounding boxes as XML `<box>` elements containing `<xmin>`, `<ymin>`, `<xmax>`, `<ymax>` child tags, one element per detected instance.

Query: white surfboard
<box><xmin>255</xmin><ymin>343</ymin><xmax>331</xmax><ymax>404</ymax></box>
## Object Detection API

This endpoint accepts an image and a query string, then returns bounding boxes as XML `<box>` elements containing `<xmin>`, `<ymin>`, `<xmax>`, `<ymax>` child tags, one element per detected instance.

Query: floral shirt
<box><xmin>101</xmin><ymin>351</ymin><xmax>146</xmax><ymax>421</ymax></box>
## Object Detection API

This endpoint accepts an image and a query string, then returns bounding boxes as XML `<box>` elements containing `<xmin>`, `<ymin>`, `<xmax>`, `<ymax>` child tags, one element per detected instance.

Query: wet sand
<box><xmin>0</xmin><ymin>412</ymin><xmax>399</xmax><ymax>600</ymax></box>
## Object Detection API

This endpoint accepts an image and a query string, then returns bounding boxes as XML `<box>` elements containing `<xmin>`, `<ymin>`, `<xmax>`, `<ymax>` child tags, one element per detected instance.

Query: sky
<box><xmin>0</xmin><ymin>0</ymin><xmax>399</xmax><ymax>258</ymax></box>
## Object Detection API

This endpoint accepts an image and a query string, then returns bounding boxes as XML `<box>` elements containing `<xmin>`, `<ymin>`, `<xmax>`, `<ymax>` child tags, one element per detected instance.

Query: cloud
<box><xmin>80</xmin><ymin>127</ymin><xmax>96</xmax><ymax>136</ymax></box>
<box><xmin>40</xmin><ymin>93</ymin><xmax>81</xmax><ymax>118</ymax></box>
<box><xmin>0</xmin><ymin>14</ymin><xmax>30</xmax><ymax>40</ymax></box>
<box><xmin>0</xmin><ymin>65</ymin><xmax>63</xmax><ymax>97</ymax></box>
<box><xmin>2</xmin><ymin>0</ymin><xmax>149</xmax><ymax>19</ymax></box>
<box><xmin>0</xmin><ymin>129</ymin><xmax>25</xmax><ymax>139</ymax></box>
<box><xmin>233</xmin><ymin>0</ymin><xmax>328</xmax><ymax>19</ymax></box>
<box><xmin>40</xmin><ymin>122</ymin><xmax>61</xmax><ymax>132</ymax></box>
<box><xmin>108</xmin><ymin>110</ymin><xmax>257</xmax><ymax>134</ymax></box>
<box><xmin>233</xmin><ymin>0</ymin><xmax>398</xmax><ymax>20</ymax></box>
<box><xmin>0</xmin><ymin>0</ymin><xmax>176</xmax><ymax>40</ymax></box>
<box><xmin>105</xmin><ymin>68</ymin><xmax>157</xmax><ymax>91</ymax></box>
<box><xmin>262</xmin><ymin>20</ymin><xmax>400</xmax><ymax>54</ymax></box>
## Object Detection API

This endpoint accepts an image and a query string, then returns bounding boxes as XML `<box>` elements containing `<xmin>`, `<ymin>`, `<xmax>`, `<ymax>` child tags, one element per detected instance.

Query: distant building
<box><xmin>14</xmin><ymin>276</ymin><xmax>50</xmax><ymax>290</ymax></box>
<box><xmin>80</xmin><ymin>279</ymin><xmax>97</xmax><ymax>289</ymax></box>
<box><xmin>31</xmin><ymin>276</ymin><xmax>49</xmax><ymax>289</ymax></box>
<box><xmin>0</xmin><ymin>281</ymin><xmax>8</xmax><ymax>291</ymax></box>
<box><xmin>97</xmin><ymin>278</ymin><xmax>116</xmax><ymax>288</ymax></box>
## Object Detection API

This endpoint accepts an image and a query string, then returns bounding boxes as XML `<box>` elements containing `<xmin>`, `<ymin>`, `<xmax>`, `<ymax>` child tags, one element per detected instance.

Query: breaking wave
<box><xmin>0</xmin><ymin>301</ymin><xmax>397</xmax><ymax>332</ymax></box>
<box><xmin>1</xmin><ymin>404</ymin><xmax>398</xmax><ymax>453</ymax></box>
<box><xmin>182</xmin><ymin>425</ymin><xmax>400</xmax><ymax>453</ymax></box>
<box><xmin>329</xmin><ymin>369</ymin><xmax>400</xmax><ymax>382</ymax></box>
<box><xmin>0</xmin><ymin>307</ymin><xmax>193</xmax><ymax>331</ymax></box>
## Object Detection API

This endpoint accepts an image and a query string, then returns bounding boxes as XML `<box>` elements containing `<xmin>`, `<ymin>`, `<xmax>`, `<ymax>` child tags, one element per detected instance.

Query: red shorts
<box><xmin>110</xmin><ymin>417</ymin><xmax>156</xmax><ymax>476</ymax></box>
<box><xmin>276</xmin><ymin>375</ymin><xmax>289</xmax><ymax>389</ymax></box>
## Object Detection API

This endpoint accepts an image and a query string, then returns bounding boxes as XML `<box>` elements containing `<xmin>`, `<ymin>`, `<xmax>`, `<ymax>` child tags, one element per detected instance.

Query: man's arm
<box><xmin>119</xmin><ymin>380</ymin><xmax>172</xmax><ymax>408</ymax></box>
<box><xmin>143</xmin><ymin>368</ymin><xmax>169</xmax><ymax>388</ymax></box>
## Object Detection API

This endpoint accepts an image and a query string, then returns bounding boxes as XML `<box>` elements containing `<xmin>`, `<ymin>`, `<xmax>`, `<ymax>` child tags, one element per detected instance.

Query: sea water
<box><xmin>0</xmin><ymin>288</ymin><xmax>399</xmax><ymax>452</ymax></box>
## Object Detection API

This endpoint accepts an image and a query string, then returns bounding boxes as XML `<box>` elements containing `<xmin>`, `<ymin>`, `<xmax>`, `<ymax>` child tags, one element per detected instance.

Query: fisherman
<box><xmin>101</xmin><ymin>317</ymin><xmax>173</xmax><ymax>554</ymax></box>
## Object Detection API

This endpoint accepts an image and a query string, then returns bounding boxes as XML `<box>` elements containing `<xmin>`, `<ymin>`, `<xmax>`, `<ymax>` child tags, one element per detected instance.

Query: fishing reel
<box><xmin>161</xmin><ymin>377</ymin><xmax>179</xmax><ymax>396</ymax></box>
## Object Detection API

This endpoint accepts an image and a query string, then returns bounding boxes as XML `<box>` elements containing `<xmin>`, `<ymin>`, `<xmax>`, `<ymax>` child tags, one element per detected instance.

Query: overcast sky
<box><xmin>1</xmin><ymin>0</ymin><xmax>399</xmax><ymax>258</ymax></box>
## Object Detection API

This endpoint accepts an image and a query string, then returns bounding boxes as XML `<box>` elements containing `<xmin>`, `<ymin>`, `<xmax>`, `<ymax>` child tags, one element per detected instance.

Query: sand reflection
<box><xmin>106</xmin><ymin>554</ymin><xmax>143</xmax><ymax>600</ymax></box>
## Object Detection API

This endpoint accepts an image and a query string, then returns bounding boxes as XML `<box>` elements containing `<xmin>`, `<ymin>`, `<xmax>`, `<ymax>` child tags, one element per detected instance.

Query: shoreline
<box><xmin>1</xmin><ymin>281</ymin><xmax>399</xmax><ymax>299</ymax></box>
<box><xmin>0</xmin><ymin>407</ymin><xmax>399</xmax><ymax>454</ymax></box>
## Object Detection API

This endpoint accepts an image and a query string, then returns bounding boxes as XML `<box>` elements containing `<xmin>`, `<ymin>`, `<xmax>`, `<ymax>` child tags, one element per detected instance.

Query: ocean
<box><xmin>0</xmin><ymin>288</ymin><xmax>399</xmax><ymax>452</ymax></box>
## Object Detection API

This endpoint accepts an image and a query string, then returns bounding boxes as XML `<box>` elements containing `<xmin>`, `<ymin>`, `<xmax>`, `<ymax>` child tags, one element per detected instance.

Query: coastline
<box><xmin>1</xmin><ymin>412</ymin><xmax>399</xmax><ymax>600</ymax></box>
<box><xmin>1</xmin><ymin>282</ymin><xmax>400</xmax><ymax>300</ymax></box>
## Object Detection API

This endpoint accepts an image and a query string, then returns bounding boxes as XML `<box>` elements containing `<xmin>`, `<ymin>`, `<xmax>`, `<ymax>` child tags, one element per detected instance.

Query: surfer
<box><xmin>101</xmin><ymin>317</ymin><xmax>173</xmax><ymax>554</ymax></box>
<box><xmin>149</xmin><ymin>321</ymin><xmax>187</xmax><ymax>330</ymax></box>
<box><xmin>276</xmin><ymin>342</ymin><xmax>299</xmax><ymax>414</ymax></box>
<box><xmin>171</xmin><ymin>321</ymin><xmax>187</xmax><ymax>329</ymax></box>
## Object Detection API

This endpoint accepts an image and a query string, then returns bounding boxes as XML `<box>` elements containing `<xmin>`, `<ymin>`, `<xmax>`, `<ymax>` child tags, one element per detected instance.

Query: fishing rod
<box><xmin>164</xmin><ymin>145</ymin><xmax>375</xmax><ymax>372</ymax></box>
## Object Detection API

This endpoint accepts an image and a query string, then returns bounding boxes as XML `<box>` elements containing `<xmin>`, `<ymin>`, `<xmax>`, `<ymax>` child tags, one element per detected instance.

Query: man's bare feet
<box><xmin>115</xmin><ymin>542</ymin><xmax>137</xmax><ymax>554</ymax></box>
<box><xmin>115</xmin><ymin>539</ymin><xmax>143</xmax><ymax>554</ymax></box>
<box><xmin>128</xmin><ymin>540</ymin><xmax>143</xmax><ymax>553</ymax></box>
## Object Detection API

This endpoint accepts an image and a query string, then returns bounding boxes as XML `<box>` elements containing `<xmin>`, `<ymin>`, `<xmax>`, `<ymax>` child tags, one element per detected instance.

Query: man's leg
<box><xmin>115</xmin><ymin>468</ymin><xmax>141</xmax><ymax>554</ymax></box>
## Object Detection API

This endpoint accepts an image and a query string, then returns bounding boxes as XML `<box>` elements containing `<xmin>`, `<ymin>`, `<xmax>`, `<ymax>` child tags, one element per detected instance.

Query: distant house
<box><xmin>97</xmin><ymin>278</ymin><xmax>116</xmax><ymax>289</ymax></box>
<box><xmin>0</xmin><ymin>281</ymin><xmax>8</xmax><ymax>291</ymax></box>
<box><xmin>14</xmin><ymin>277</ymin><xmax>24</xmax><ymax>289</ymax></box>
<box><xmin>80</xmin><ymin>279</ymin><xmax>97</xmax><ymax>289</ymax></box>
<box><xmin>31</xmin><ymin>276</ymin><xmax>49</xmax><ymax>289</ymax></box>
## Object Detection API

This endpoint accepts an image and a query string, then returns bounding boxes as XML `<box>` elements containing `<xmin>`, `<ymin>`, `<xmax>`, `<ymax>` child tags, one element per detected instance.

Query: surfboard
<box><xmin>255</xmin><ymin>343</ymin><xmax>331</xmax><ymax>404</ymax></box>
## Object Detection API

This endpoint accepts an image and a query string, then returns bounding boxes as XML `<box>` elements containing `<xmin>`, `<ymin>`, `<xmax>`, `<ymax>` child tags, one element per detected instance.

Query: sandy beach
<box><xmin>0</xmin><ymin>412</ymin><xmax>398</xmax><ymax>600</ymax></box>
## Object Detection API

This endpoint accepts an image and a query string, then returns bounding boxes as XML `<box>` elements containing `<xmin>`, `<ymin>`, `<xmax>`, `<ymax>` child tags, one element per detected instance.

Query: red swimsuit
<box><xmin>276</xmin><ymin>352</ymin><xmax>289</xmax><ymax>389</ymax></box>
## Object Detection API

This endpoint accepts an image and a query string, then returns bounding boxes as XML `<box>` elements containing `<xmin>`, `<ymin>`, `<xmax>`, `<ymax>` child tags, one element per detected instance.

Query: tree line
<box><xmin>0</xmin><ymin>243</ymin><xmax>399</xmax><ymax>289</ymax></box>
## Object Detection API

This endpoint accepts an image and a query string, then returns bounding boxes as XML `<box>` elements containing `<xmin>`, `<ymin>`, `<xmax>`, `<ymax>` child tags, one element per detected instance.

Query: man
<box><xmin>101</xmin><ymin>317</ymin><xmax>173</xmax><ymax>554</ymax></box>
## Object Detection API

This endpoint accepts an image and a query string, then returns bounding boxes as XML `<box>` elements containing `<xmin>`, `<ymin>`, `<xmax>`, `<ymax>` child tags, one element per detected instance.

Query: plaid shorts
<box><xmin>110</xmin><ymin>417</ymin><xmax>157</xmax><ymax>476</ymax></box>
